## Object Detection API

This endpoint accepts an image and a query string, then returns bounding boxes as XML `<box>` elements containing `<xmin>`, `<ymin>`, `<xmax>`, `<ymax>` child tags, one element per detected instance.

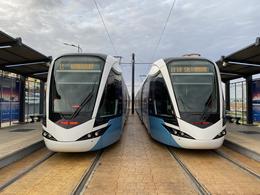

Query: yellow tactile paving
<box><xmin>84</xmin><ymin>114</ymin><xmax>197</xmax><ymax>195</ymax></box>
<box><xmin>173</xmin><ymin>149</ymin><xmax>260</xmax><ymax>194</ymax></box>
<box><xmin>0</xmin><ymin>148</ymin><xmax>50</xmax><ymax>185</ymax></box>
<box><xmin>1</xmin><ymin>152</ymin><xmax>96</xmax><ymax>194</ymax></box>
<box><xmin>218</xmin><ymin>146</ymin><xmax>260</xmax><ymax>175</ymax></box>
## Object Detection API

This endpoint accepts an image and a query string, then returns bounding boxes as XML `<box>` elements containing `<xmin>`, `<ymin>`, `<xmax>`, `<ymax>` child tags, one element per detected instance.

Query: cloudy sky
<box><xmin>1</xmin><ymin>0</ymin><xmax>260</xmax><ymax>89</ymax></box>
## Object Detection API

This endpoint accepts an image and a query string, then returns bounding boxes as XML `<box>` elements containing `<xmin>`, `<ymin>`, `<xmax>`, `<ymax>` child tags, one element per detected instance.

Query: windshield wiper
<box><xmin>200</xmin><ymin>91</ymin><xmax>214</xmax><ymax>120</ymax></box>
<box><xmin>69</xmin><ymin>89</ymin><xmax>95</xmax><ymax>119</ymax></box>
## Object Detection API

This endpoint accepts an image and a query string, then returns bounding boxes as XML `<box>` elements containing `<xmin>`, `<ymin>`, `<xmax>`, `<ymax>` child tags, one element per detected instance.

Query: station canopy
<box><xmin>0</xmin><ymin>31</ymin><xmax>51</xmax><ymax>81</ymax></box>
<box><xmin>216</xmin><ymin>37</ymin><xmax>260</xmax><ymax>82</ymax></box>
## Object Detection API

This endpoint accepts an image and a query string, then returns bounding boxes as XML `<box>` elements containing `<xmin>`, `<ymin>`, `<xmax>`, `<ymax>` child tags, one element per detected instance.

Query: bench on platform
<box><xmin>29</xmin><ymin>114</ymin><xmax>44</xmax><ymax>123</ymax></box>
<box><xmin>226</xmin><ymin>115</ymin><xmax>241</xmax><ymax>124</ymax></box>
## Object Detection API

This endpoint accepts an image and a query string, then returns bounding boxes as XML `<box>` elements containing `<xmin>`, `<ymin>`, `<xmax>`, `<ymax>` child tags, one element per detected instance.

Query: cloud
<box><xmin>0</xmin><ymin>0</ymin><xmax>260</xmax><ymax>89</ymax></box>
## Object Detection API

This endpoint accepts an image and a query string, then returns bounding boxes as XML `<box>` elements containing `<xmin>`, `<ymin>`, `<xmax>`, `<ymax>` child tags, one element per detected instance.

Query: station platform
<box><xmin>225</xmin><ymin>122</ymin><xmax>260</xmax><ymax>161</ymax></box>
<box><xmin>1</xmin><ymin>114</ymin><xmax>259</xmax><ymax>194</ymax></box>
<box><xmin>0</xmin><ymin>120</ymin><xmax>259</xmax><ymax>164</ymax></box>
<box><xmin>0</xmin><ymin>122</ymin><xmax>43</xmax><ymax>168</ymax></box>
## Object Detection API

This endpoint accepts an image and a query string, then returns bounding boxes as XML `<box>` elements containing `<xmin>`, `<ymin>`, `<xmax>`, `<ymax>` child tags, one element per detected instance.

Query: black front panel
<box><xmin>49</xmin><ymin>55</ymin><xmax>105</xmax><ymax>128</ymax></box>
<box><xmin>167</xmin><ymin>59</ymin><xmax>220</xmax><ymax>128</ymax></box>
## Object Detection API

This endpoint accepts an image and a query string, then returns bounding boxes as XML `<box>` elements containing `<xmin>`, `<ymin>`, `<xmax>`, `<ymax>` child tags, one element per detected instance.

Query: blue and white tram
<box><xmin>136</xmin><ymin>55</ymin><xmax>226</xmax><ymax>149</ymax></box>
<box><xmin>42</xmin><ymin>53</ymin><xmax>129</xmax><ymax>152</ymax></box>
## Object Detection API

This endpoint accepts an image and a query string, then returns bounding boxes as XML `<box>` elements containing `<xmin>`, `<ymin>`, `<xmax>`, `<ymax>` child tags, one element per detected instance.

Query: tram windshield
<box><xmin>50</xmin><ymin>56</ymin><xmax>105</xmax><ymax>120</ymax></box>
<box><xmin>168</xmin><ymin>60</ymin><xmax>219</xmax><ymax>116</ymax></box>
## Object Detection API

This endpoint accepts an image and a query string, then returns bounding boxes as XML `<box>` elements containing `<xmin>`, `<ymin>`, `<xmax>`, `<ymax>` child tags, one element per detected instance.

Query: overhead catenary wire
<box><xmin>93</xmin><ymin>0</ymin><xmax>118</xmax><ymax>55</ymax></box>
<box><xmin>152</xmin><ymin>0</ymin><xmax>177</xmax><ymax>60</ymax></box>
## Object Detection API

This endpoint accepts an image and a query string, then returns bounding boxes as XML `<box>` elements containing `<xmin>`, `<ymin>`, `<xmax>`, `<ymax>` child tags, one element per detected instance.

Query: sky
<box><xmin>0</xmin><ymin>0</ymin><xmax>260</xmax><ymax>90</ymax></box>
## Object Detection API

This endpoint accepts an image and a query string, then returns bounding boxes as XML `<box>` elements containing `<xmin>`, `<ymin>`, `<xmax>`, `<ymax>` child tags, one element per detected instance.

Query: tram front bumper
<box><xmin>43</xmin><ymin>137</ymin><xmax>99</xmax><ymax>152</ymax></box>
<box><xmin>173</xmin><ymin>136</ymin><xmax>225</xmax><ymax>149</ymax></box>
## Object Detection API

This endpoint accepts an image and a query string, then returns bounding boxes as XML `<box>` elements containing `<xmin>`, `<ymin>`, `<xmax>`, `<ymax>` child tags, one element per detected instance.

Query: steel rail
<box><xmin>72</xmin><ymin>150</ymin><xmax>103</xmax><ymax>195</ymax></box>
<box><xmin>168</xmin><ymin>147</ymin><xmax>211</xmax><ymax>195</ymax></box>
<box><xmin>0</xmin><ymin>151</ymin><xmax>55</xmax><ymax>191</ymax></box>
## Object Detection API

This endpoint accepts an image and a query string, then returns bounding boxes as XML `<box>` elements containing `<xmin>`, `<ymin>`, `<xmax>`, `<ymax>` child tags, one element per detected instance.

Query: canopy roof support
<box><xmin>0</xmin><ymin>31</ymin><xmax>51</xmax><ymax>81</ymax></box>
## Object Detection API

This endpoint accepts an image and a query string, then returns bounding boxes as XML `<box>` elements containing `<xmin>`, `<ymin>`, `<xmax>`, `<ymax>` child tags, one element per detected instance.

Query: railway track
<box><xmin>214</xmin><ymin>149</ymin><xmax>260</xmax><ymax>180</ymax></box>
<box><xmin>0</xmin><ymin>149</ymin><xmax>103</xmax><ymax>194</ymax></box>
<box><xmin>72</xmin><ymin>150</ymin><xmax>103</xmax><ymax>195</ymax></box>
<box><xmin>168</xmin><ymin>146</ymin><xmax>260</xmax><ymax>195</ymax></box>
<box><xmin>167</xmin><ymin>147</ymin><xmax>211</xmax><ymax>195</ymax></box>
<box><xmin>0</xmin><ymin>151</ymin><xmax>55</xmax><ymax>191</ymax></box>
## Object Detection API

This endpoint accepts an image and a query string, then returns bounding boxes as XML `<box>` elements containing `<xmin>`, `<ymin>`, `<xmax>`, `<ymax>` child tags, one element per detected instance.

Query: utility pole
<box><xmin>63</xmin><ymin>42</ymin><xmax>82</xmax><ymax>53</ymax></box>
<box><xmin>131</xmin><ymin>53</ymin><xmax>135</xmax><ymax>114</ymax></box>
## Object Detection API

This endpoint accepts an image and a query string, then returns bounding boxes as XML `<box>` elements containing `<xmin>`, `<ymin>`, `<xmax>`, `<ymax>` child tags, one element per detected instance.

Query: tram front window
<box><xmin>167</xmin><ymin>60</ymin><xmax>219</xmax><ymax>123</ymax></box>
<box><xmin>49</xmin><ymin>56</ymin><xmax>105</xmax><ymax>121</ymax></box>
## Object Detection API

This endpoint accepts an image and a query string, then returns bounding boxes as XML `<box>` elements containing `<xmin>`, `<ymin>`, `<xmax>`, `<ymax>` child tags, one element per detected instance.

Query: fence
<box><xmin>25</xmin><ymin>79</ymin><xmax>41</xmax><ymax>122</ymax></box>
<box><xmin>229</xmin><ymin>81</ymin><xmax>247</xmax><ymax>124</ymax></box>
<box><xmin>0</xmin><ymin>71</ymin><xmax>41</xmax><ymax>127</ymax></box>
<box><xmin>0</xmin><ymin>75</ymin><xmax>20</xmax><ymax>127</ymax></box>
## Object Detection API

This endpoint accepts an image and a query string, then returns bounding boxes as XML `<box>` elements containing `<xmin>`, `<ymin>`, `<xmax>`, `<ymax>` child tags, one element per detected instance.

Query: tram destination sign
<box><xmin>58</xmin><ymin>63</ymin><xmax>101</xmax><ymax>70</ymax></box>
<box><xmin>170</xmin><ymin>66</ymin><xmax>209</xmax><ymax>73</ymax></box>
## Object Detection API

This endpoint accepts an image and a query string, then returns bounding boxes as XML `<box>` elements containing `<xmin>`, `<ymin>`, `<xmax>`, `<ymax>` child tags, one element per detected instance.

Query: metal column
<box><xmin>235</xmin><ymin>83</ymin><xmax>237</xmax><ymax>117</ymax></box>
<box><xmin>246</xmin><ymin>76</ymin><xmax>253</xmax><ymax>124</ymax></box>
<box><xmin>131</xmin><ymin>53</ymin><xmax>135</xmax><ymax>114</ymax></box>
<box><xmin>225</xmin><ymin>81</ymin><xmax>230</xmax><ymax>111</ymax></box>
<box><xmin>39</xmin><ymin>81</ymin><xmax>45</xmax><ymax>115</ymax></box>
<box><xmin>19</xmin><ymin>76</ymin><xmax>26</xmax><ymax>123</ymax></box>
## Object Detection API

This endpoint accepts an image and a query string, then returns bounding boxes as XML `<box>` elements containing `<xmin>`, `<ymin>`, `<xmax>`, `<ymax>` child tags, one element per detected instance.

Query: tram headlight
<box><xmin>42</xmin><ymin>130</ymin><xmax>57</xmax><ymax>141</ymax></box>
<box><xmin>77</xmin><ymin>125</ymin><xmax>111</xmax><ymax>141</ymax></box>
<box><xmin>213</xmin><ymin>129</ymin><xmax>226</xmax><ymax>139</ymax></box>
<box><xmin>163</xmin><ymin>124</ymin><xmax>195</xmax><ymax>139</ymax></box>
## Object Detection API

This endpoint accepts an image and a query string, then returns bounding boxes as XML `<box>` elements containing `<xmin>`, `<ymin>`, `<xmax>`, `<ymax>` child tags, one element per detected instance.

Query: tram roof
<box><xmin>163</xmin><ymin>56</ymin><xmax>210</xmax><ymax>64</ymax></box>
<box><xmin>0</xmin><ymin>31</ymin><xmax>51</xmax><ymax>81</ymax></box>
<box><xmin>56</xmin><ymin>53</ymin><xmax>108</xmax><ymax>61</ymax></box>
<box><xmin>216</xmin><ymin>37</ymin><xmax>260</xmax><ymax>82</ymax></box>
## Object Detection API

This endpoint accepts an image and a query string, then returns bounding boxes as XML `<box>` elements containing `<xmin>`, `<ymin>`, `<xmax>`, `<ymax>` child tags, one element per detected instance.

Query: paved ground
<box><xmin>226</xmin><ymin>122</ymin><xmax>260</xmax><ymax>156</ymax></box>
<box><xmin>173</xmin><ymin>148</ymin><xmax>260</xmax><ymax>194</ymax></box>
<box><xmin>0</xmin><ymin>148</ymin><xmax>50</xmax><ymax>185</ymax></box>
<box><xmin>1</xmin><ymin>152</ymin><xmax>96</xmax><ymax>194</ymax></box>
<box><xmin>218</xmin><ymin>146</ymin><xmax>260</xmax><ymax>174</ymax></box>
<box><xmin>85</xmin><ymin>114</ymin><xmax>197</xmax><ymax>195</ymax></box>
<box><xmin>0</xmin><ymin>122</ymin><xmax>42</xmax><ymax>160</ymax></box>
<box><xmin>1</xmin><ymin>116</ymin><xmax>260</xmax><ymax>194</ymax></box>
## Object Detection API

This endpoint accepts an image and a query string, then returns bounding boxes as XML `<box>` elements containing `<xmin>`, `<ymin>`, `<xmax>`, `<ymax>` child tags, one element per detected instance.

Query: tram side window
<box><xmin>149</xmin><ymin>73</ymin><xmax>174</xmax><ymax>117</ymax></box>
<box><xmin>142</xmin><ymin>78</ymin><xmax>150</xmax><ymax>115</ymax></box>
<box><xmin>122</xmin><ymin>82</ymin><xmax>128</xmax><ymax>115</ymax></box>
<box><xmin>97</xmin><ymin>70</ymin><xmax>122</xmax><ymax>118</ymax></box>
